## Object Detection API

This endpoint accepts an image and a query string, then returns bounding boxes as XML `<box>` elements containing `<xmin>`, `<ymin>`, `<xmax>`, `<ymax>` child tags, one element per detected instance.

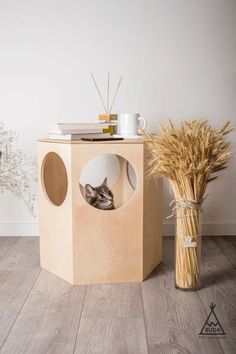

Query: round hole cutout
<box><xmin>42</xmin><ymin>152</ymin><xmax>68</xmax><ymax>206</ymax></box>
<box><xmin>79</xmin><ymin>153</ymin><xmax>137</xmax><ymax>210</ymax></box>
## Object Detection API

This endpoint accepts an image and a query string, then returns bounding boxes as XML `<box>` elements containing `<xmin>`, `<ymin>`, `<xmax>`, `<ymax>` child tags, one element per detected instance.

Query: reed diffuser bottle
<box><xmin>91</xmin><ymin>72</ymin><xmax>123</xmax><ymax>131</ymax></box>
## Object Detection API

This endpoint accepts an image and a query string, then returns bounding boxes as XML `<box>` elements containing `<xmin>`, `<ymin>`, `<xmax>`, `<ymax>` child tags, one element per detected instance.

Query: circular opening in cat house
<box><xmin>42</xmin><ymin>152</ymin><xmax>68</xmax><ymax>206</ymax></box>
<box><xmin>79</xmin><ymin>153</ymin><xmax>137</xmax><ymax>210</ymax></box>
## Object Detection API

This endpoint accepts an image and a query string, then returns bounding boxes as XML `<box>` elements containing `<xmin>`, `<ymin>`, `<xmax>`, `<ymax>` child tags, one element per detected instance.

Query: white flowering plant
<box><xmin>0</xmin><ymin>122</ymin><xmax>36</xmax><ymax>216</ymax></box>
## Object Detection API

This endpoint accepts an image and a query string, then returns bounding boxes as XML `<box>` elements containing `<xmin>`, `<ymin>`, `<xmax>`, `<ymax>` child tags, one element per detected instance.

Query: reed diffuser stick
<box><xmin>109</xmin><ymin>76</ymin><xmax>123</xmax><ymax>114</ymax></box>
<box><xmin>107</xmin><ymin>72</ymin><xmax>110</xmax><ymax>114</ymax></box>
<box><xmin>90</xmin><ymin>73</ymin><xmax>107</xmax><ymax>113</ymax></box>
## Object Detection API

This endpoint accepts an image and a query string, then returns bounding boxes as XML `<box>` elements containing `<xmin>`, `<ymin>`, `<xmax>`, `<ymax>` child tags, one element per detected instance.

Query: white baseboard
<box><xmin>0</xmin><ymin>223</ymin><xmax>39</xmax><ymax>236</ymax></box>
<box><xmin>0</xmin><ymin>222</ymin><xmax>235</xmax><ymax>237</ymax></box>
<box><xmin>164</xmin><ymin>222</ymin><xmax>236</xmax><ymax>236</ymax></box>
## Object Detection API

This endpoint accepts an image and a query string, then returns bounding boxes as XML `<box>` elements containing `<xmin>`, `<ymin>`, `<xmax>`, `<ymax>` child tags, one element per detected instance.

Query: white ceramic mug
<box><xmin>118</xmin><ymin>113</ymin><xmax>147</xmax><ymax>136</ymax></box>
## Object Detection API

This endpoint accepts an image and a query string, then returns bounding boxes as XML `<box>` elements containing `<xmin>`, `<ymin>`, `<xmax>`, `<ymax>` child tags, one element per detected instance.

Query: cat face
<box><xmin>85</xmin><ymin>178</ymin><xmax>114</xmax><ymax>210</ymax></box>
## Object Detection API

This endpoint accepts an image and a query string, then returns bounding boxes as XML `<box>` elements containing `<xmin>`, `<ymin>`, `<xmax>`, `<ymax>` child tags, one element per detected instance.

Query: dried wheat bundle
<box><xmin>144</xmin><ymin>120</ymin><xmax>232</xmax><ymax>289</ymax></box>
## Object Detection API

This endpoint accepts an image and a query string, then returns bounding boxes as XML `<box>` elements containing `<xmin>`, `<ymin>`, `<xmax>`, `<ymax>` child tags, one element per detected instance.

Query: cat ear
<box><xmin>102</xmin><ymin>177</ymin><xmax>107</xmax><ymax>186</ymax></box>
<box><xmin>85</xmin><ymin>184</ymin><xmax>96</xmax><ymax>197</ymax></box>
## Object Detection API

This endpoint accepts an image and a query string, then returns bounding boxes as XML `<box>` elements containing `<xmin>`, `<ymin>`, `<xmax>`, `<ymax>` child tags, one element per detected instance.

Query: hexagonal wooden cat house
<box><xmin>38</xmin><ymin>139</ymin><xmax>163</xmax><ymax>285</ymax></box>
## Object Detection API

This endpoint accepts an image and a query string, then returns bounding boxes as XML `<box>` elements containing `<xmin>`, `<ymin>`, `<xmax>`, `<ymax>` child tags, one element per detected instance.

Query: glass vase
<box><xmin>175</xmin><ymin>207</ymin><xmax>202</xmax><ymax>291</ymax></box>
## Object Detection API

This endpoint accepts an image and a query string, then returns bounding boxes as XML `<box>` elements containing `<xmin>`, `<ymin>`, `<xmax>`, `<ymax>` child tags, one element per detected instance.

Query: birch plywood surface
<box><xmin>38</xmin><ymin>140</ymin><xmax>162</xmax><ymax>285</ymax></box>
<box><xmin>38</xmin><ymin>138</ymin><xmax>144</xmax><ymax>144</ymax></box>
<box><xmin>72</xmin><ymin>142</ymin><xmax>145</xmax><ymax>284</ymax></box>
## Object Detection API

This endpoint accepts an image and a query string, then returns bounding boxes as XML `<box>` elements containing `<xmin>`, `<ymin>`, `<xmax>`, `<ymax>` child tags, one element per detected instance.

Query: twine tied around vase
<box><xmin>166</xmin><ymin>196</ymin><xmax>207</xmax><ymax>219</ymax></box>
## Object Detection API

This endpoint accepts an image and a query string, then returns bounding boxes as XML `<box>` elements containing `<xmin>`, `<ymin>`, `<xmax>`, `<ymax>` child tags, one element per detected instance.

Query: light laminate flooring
<box><xmin>0</xmin><ymin>236</ymin><xmax>235</xmax><ymax>354</ymax></box>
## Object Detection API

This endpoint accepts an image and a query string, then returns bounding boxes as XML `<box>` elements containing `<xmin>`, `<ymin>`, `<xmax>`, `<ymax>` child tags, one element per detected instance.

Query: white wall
<box><xmin>0</xmin><ymin>0</ymin><xmax>235</xmax><ymax>236</ymax></box>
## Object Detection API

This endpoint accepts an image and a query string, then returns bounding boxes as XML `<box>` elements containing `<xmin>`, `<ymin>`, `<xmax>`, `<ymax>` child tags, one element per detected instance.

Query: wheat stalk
<box><xmin>144</xmin><ymin>120</ymin><xmax>232</xmax><ymax>289</ymax></box>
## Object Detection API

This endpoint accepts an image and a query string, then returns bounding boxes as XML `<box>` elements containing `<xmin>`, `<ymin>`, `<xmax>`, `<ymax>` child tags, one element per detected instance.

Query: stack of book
<box><xmin>48</xmin><ymin>122</ymin><xmax>113</xmax><ymax>140</ymax></box>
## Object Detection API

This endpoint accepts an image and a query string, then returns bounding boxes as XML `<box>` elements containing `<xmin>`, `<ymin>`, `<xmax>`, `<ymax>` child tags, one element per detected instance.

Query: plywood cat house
<box><xmin>38</xmin><ymin>139</ymin><xmax>163</xmax><ymax>285</ymax></box>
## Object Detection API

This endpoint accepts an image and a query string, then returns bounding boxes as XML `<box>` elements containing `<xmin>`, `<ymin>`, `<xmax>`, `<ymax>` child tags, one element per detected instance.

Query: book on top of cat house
<box><xmin>48</xmin><ymin>132</ymin><xmax>111</xmax><ymax>140</ymax></box>
<box><xmin>48</xmin><ymin>121</ymin><xmax>117</xmax><ymax>139</ymax></box>
<box><xmin>48</xmin><ymin>122</ymin><xmax>111</xmax><ymax>134</ymax></box>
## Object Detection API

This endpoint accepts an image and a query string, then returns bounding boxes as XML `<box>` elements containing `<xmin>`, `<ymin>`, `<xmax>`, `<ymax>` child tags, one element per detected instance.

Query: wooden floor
<box><xmin>0</xmin><ymin>237</ymin><xmax>235</xmax><ymax>354</ymax></box>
